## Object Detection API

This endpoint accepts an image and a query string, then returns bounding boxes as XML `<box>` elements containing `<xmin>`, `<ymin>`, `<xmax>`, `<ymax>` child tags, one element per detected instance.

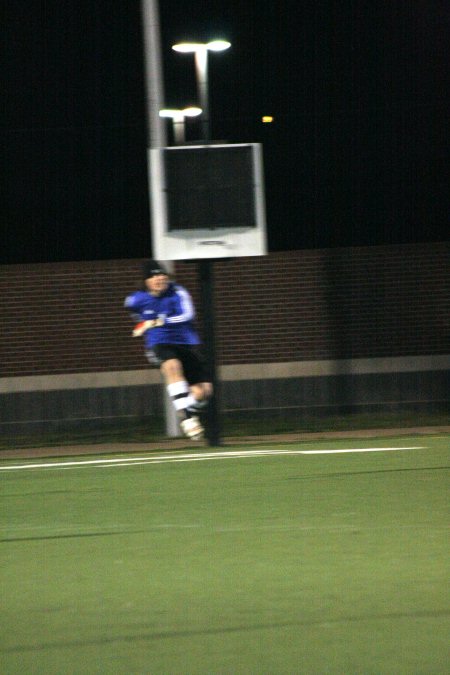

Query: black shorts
<box><xmin>145</xmin><ymin>344</ymin><xmax>209</xmax><ymax>385</ymax></box>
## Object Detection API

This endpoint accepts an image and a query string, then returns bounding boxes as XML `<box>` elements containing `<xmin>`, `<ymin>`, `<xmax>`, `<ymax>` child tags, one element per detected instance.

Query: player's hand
<box><xmin>131</xmin><ymin>318</ymin><xmax>164</xmax><ymax>337</ymax></box>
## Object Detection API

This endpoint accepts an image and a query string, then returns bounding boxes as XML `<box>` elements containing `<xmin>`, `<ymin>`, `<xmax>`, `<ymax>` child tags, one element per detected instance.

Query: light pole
<box><xmin>172</xmin><ymin>39</ymin><xmax>231</xmax><ymax>447</ymax></box>
<box><xmin>159</xmin><ymin>106</ymin><xmax>202</xmax><ymax>144</ymax></box>
<box><xmin>172</xmin><ymin>41</ymin><xmax>231</xmax><ymax>142</ymax></box>
<box><xmin>141</xmin><ymin>0</ymin><xmax>181</xmax><ymax>437</ymax></box>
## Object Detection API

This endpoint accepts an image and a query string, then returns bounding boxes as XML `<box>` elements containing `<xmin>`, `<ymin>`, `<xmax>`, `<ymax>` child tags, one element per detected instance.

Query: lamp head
<box><xmin>172</xmin><ymin>40</ymin><xmax>231</xmax><ymax>53</ymax></box>
<box><xmin>183</xmin><ymin>107</ymin><xmax>202</xmax><ymax>117</ymax></box>
<box><xmin>206</xmin><ymin>40</ymin><xmax>231</xmax><ymax>52</ymax></box>
<box><xmin>172</xmin><ymin>42</ymin><xmax>204</xmax><ymax>53</ymax></box>
<box><xmin>159</xmin><ymin>107</ymin><xmax>202</xmax><ymax>121</ymax></box>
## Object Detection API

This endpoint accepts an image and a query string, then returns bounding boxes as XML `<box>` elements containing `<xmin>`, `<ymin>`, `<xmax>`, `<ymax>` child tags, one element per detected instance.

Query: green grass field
<box><xmin>1</xmin><ymin>435</ymin><xmax>449</xmax><ymax>674</ymax></box>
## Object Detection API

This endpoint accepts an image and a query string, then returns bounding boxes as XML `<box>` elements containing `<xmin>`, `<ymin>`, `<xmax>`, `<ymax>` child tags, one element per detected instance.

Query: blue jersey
<box><xmin>124</xmin><ymin>282</ymin><xmax>200</xmax><ymax>347</ymax></box>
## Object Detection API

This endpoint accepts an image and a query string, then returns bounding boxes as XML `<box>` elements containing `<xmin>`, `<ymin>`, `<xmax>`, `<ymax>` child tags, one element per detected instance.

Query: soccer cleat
<box><xmin>180</xmin><ymin>416</ymin><xmax>204</xmax><ymax>441</ymax></box>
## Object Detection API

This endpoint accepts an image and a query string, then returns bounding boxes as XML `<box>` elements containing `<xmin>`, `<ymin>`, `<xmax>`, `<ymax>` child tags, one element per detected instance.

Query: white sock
<box><xmin>167</xmin><ymin>381</ymin><xmax>197</xmax><ymax>413</ymax></box>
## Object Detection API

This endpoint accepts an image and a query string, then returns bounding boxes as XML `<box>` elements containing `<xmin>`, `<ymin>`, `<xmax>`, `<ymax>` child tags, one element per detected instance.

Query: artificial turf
<box><xmin>1</xmin><ymin>435</ymin><xmax>449</xmax><ymax>674</ymax></box>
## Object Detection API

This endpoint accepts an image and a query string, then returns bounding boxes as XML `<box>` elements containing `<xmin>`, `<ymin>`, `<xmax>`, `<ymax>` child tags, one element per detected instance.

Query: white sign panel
<box><xmin>149</xmin><ymin>143</ymin><xmax>267</xmax><ymax>260</ymax></box>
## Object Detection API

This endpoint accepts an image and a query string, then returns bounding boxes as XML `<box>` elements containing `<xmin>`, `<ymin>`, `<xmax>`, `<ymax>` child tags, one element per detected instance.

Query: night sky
<box><xmin>2</xmin><ymin>0</ymin><xmax>449</xmax><ymax>264</ymax></box>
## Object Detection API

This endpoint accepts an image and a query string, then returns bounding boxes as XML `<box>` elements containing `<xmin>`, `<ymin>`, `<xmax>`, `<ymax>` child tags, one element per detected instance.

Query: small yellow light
<box><xmin>262</xmin><ymin>116</ymin><xmax>274</xmax><ymax>123</ymax></box>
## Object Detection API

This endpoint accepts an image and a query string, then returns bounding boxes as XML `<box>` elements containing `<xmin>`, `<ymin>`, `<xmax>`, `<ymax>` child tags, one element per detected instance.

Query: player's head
<box><xmin>143</xmin><ymin>260</ymin><xmax>170</xmax><ymax>296</ymax></box>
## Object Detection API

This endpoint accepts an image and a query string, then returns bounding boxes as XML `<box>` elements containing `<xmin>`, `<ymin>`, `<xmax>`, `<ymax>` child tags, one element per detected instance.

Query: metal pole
<box><xmin>173</xmin><ymin>117</ymin><xmax>185</xmax><ymax>144</ymax></box>
<box><xmin>199</xmin><ymin>258</ymin><xmax>221</xmax><ymax>446</ymax></box>
<box><xmin>141</xmin><ymin>0</ymin><xmax>179</xmax><ymax>437</ymax></box>
<box><xmin>195</xmin><ymin>48</ymin><xmax>210</xmax><ymax>143</ymax></box>
<box><xmin>141</xmin><ymin>0</ymin><xmax>166</xmax><ymax>149</ymax></box>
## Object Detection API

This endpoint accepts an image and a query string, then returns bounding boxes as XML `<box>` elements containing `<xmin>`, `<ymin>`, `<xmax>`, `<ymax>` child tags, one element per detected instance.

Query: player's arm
<box><xmin>131</xmin><ymin>318</ymin><xmax>164</xmax><ymax>337</ymax></box>
<box><xmin>123</xmin><ymin>292</ymin><xmax>163</xmax><ymax>337</ymax></box>
<box><xmin>165</xmin><ymin>286</ymin><xmax>196</xmax><ymax>325</ymax></box>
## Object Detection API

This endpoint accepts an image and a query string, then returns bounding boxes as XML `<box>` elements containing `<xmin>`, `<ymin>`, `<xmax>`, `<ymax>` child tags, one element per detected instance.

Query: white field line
<box><xmin>300</xmin><ymin>447</ymin><xmax>425</xmax><ymax>454</ymax></box>
<box><xmin>0</xmin><ymin>446</ymin><xmax>425</xmax><ymax>471</ymax></box>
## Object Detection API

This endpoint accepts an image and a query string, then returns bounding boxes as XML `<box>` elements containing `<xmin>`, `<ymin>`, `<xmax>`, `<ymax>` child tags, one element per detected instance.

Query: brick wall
<box><xmin>0</xmin><ymin>242</ymin><xmax>448</xmax><ymax>378</ymax></box>
<box><xmin>179</xmin><ymin>242</ymin><xmax>449</xmax><ymax>364</ymax></box>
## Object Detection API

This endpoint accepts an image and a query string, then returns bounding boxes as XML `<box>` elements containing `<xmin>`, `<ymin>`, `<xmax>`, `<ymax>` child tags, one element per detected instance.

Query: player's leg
<box><xmin>160</xmin><ymin>357</ymin><xmax>198</xmax><ymax>413</ymax></box>
<box><xmin>181</xmin><ymin>347</ymin><xmax>213</xmax><ymax>413</ymax></box>
<box><xmin>189</xmin><ymin>381</ymin><xmax>213</xmax><ymax>410</ymax></box>
<box><xmin>159</xmin><ymin>357</ymin><xmax>204</xmax><ymax>440</ymax></box>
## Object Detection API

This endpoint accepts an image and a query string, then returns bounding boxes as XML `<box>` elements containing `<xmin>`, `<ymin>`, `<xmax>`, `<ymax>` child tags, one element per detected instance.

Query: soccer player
<box><xmin>124</xmin><ymin>260</ymin><xmax>212</xmax><ymax>440</ymax></box>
